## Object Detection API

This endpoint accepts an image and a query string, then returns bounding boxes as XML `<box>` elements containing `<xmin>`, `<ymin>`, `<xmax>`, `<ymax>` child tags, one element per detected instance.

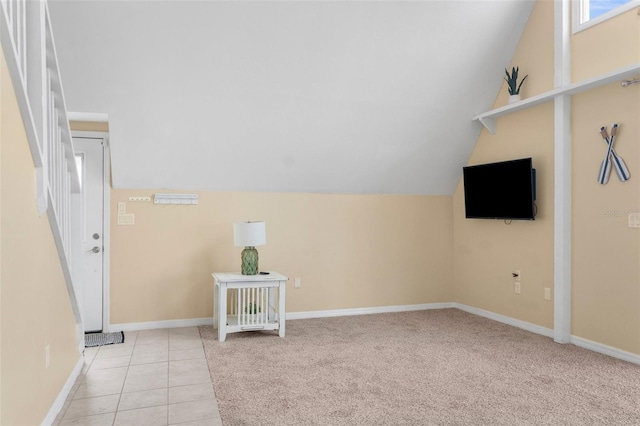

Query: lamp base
<box><xmin>241</xmin><ymin>246</ymin><xmax>259</xmax><ymax>275</ymax></box>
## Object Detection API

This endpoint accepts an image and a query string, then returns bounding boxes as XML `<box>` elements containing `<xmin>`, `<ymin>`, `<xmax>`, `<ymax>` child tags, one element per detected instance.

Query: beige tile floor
<box><xmin>53</xmin><ymin>327</ymin><xmax>222</xmax><ymax>426</ymax></box>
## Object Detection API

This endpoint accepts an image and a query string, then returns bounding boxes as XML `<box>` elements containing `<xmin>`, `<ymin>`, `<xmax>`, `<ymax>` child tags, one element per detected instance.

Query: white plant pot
<box><xmin>508</xmin><ymin>94</ymin><xmax>521</xmax><ymax>104</ymax></box>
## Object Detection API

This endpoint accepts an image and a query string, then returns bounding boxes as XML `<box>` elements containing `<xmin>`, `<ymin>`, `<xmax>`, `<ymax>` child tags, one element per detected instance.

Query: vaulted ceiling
<box><xmin>49</xmin><ymin>0</ymin><xmax>534</xmax><ymax>195</ymax></box>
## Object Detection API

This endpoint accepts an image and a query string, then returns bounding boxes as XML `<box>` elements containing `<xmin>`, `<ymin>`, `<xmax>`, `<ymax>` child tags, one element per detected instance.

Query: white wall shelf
<box><xmin>473</xmin><ymin>62</ymin><xmax>640</xmax><ymax>134</ymax></box>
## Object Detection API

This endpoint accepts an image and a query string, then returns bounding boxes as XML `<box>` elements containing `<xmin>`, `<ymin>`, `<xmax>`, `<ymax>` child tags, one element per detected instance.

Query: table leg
<box><xmin>219</xmin><ymin>285</ymin><xmax>227</xmax><ymax>342</ymax></box>
<box><xmin>279</xmin><ymin>281</ymin><xmax>286</xmax><ymax>337</ymax></box>
<box><xmin>213</xmin><ymin>282</ymin><xmax>218</xmax><ymax>330</ymax></box>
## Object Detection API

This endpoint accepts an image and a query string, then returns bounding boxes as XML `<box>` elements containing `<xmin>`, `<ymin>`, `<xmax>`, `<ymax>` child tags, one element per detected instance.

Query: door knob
<box><xmin>91</xmin><ymin>246</ymin><xmax>101</xmax><ymax>254</ymax></box>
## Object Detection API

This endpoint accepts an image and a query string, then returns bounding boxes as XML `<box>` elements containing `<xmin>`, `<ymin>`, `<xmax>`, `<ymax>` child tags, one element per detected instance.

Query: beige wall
<box><xmin>572</xmin><ymin>82</ymin><xmax>639</xmax><ymax>353</ymax></box>
<box><xmin>572</xmin><ymin>6</ymin><xmax>640</xmax><ymax>82</ymax></box>
<box><xmin>69</xmin><ymin>120</ymin><xmax>109</xmax><ymax>133</ymax></box>
<box><xmin>453</xmin><ymin>0</ymin><xmax>640</xmax><ymax>354</ymax></box>
<box><xmin>453</xmin><ymin>102</ymin><xmax>555</xmax><ymax>329</ymax></box>
<box><xmin>567</xmin><ymin>0</ymin><xmax>639</xmax><ymax>354</ymax></box>
<box><xmin>1</xmin><ymin>48</ymin><xmax>80</xmax><ymax>424</ymax></box>
<box><xmin>110</xmin><ymin>190</ymin><xmax>453</xmax><ymax>323</ymax></box>
<box><xmin>453</xmin><ymin>0</ymin><xmax>555</xmax><ymax>329</ymax></box>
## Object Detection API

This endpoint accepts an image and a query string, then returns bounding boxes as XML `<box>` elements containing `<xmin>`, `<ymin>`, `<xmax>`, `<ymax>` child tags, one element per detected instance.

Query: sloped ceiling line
<box><xmin>49</xmin><ymin>0</ymin><xmax>535</xmax><ymax>195</ymax></box>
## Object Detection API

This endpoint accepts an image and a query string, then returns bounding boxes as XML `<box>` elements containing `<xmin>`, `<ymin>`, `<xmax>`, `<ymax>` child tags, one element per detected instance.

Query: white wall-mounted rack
<box><xmin>473</xmin><ymin>62</ymin><xmax>640</xmax><ymax>134</ymax></box>
<box><xmin>154</xmin><ymin>193</ymin><xmax>199</xmax><ymax>205</ymax></box>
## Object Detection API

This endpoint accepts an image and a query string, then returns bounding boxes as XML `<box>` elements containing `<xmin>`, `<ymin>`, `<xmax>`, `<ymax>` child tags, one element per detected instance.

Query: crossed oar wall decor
<box><xmin>598</xmin><ymin>123</ymin><xmax>630</xmax><ymax>184</ymax></box>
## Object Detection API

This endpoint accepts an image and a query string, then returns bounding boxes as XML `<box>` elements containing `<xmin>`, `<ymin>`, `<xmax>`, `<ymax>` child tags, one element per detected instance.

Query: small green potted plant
<box><xmin>504</xmin><ymin>66</ymin><xmax>528</xmax><ymax>104</ymax></box>
<box><xmin>245</xmin><ymin>303</ymin><xmax>260</xmax><ymax>314</ymax></box>
<box><xmin>244</xmin><ymin>303</ymin><xmax>261</xmax><ymax>320</ymax></box>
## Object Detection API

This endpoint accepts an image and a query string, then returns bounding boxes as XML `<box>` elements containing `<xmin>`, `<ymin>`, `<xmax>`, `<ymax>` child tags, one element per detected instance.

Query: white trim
<box><xmin>71</xmin><ymin>131</ymin><xmax>109</xmax><ymax>139</ymax></box>
<box><xmin>453</xmin><ymin>304</ymin><xmax>639</xmax><ymax>365</ymax></box>
<box><xmin>553</xmin><ymin>94</ymin><xmax>572</xmax><ymax>344</ymax></box>
<box><xmin>453</xmin><ymin>303</ymin><xmax>554</xmax><ymax>338</ymax></box>
<box><xmin>286</xmin><ymin>303</ymin><xmax>456</xmax><ymax>321</ymax></box>
<box><xmin>71</xmin><ymin>132</ymin><xmax>111</xmax><ymax>333</ymax></box>
<box><xmin>101</xmin><ymin>136</ymin><xmax>111</xmax><ymax>333</ymax></box>
<box><xmin>570</xmin><ymin>336</ymin><xmax>640</xmax><ymax>365</ymax></box>
<box><xmin>0</xmin><ymin>3</ymin><xmax>44</xmax><ymax>169</ymax></box>
<box><xmin>43</xmin><ymin>4</ymin><xmax>80</xmax><ymax>191</ymax></box>
<box><xmin>286</xmin><ymin>303</ymin><xmax>554</xmax><ymax>340</ymax></box>
<box><xmin>571</xmin><ymin>0</ymin><xmax>588</xmax><ymax>34</ymax></box>
<box><xmin>111</xmin><ymin>317</ymin><xmax>213</xmax><ymax>332</ymax></box>
<box><xmin>107</xmin><ymin>305</ymin><xmax>639</xmax><ymax>365</ymax></box>
<box><xmin>573</xmin><ymin>0</ymin><xmax>640</xmax><ymax>34</ymax></box>
<box><xmin>41</xmin><ymin>355</ymin><xmax>83</xmax><ymax>426</ymax></box>
<box><xmin>554</xmin><ymin>0</ymin><xmax>571</xmax><ymax>88</ymax></box>
<box><xmin>76</xmin><ymin>323</ymin><xmax>84</xmax><ymax>354</ymax></box>
<box><xmin>553</xmin><ymin>0</ymin><xmax>572</xmax><ymax>345</ymax></box>
<box><xmin>67</xmin><ymin>111</ymin><xmax>109</xmax><ymax>122</ymax></box>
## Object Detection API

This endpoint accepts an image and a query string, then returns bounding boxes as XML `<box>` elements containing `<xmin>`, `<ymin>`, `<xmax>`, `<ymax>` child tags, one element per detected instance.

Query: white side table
<box><xmin>212</xmin><ymin>272</ymin><xmax>287</xmax><ymax>342</ymax></box>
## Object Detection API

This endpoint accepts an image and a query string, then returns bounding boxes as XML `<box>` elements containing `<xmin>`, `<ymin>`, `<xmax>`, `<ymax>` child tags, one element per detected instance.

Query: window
<box><xmin>574</xmin><ymin>0</ymin><xmax>639</xmax><ymax>32</ymax></box>
<box><xmin>75</xmin><ymin>154</ymin><xmax>84</xmax><ymax>191</ymax></box>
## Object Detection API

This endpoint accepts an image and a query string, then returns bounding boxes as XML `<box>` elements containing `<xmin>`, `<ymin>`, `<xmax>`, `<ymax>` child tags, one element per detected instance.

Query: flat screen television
<box><xmin>463</xmin><ymin>157</ymin><xmax>536</xmax><ymax>220</ymax></box>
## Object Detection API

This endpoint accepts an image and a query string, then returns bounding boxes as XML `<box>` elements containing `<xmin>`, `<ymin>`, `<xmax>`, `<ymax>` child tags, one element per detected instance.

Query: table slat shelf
<box><xmin>212</xmin><ymin>272</ymin><xmax>287</xmax><ymax>342</ymax></box>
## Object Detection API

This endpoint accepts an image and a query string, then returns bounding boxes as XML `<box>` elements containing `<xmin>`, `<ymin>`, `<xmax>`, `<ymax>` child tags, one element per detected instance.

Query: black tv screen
<box><xmin>463</xmin><ymin>157</ymin><xmax>536</xmax><ymax>220</ymax></box>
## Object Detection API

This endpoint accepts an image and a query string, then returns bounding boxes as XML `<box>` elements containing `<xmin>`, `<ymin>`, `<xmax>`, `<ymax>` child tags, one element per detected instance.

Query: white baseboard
<box><xmin>41</xmin><ymin>355</ymin><xmax>84</xmax><ymax>426</ymax></box>
<box><xmin>570</xmin><ymin>335</ymin><xmax>640</xmax><ymax>365</ymax></box>
<box><xmin>42</xmin><ymin>303</ymin><xmax>637</xmax><ymax>426</ymax></box>
<box><xmin>111</xmin><ymin>317</ymin><xmax>213</xmax><ymax>332</ymax></box>
<box><xmin>453</xmin><ymin>303</ymin><xmax>555</xmax><ymax>338</ymax></box>
<box><xmin>111</xmin><ymin>305</ymin><xmax>639</xmax><ymax>366</ymax></box>
<box><xmin>286</xmin><ymin>302</ymin><xmax>456</xmax><ymax>320</ymax></box>
<box><xmin>452</xmin><ymin>303</ymin><xmax>640</xmax><ymax>365</ymax></box>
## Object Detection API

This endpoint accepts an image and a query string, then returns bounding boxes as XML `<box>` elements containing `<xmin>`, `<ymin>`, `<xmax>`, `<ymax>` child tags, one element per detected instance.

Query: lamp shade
<box><xmin>234</xmin><ymin>221</ymin><xmax>266</xmax><ymax>247</ymax></box>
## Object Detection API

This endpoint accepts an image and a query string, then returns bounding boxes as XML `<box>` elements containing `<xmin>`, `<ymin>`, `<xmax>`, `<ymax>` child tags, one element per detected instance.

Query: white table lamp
<box><xmin>234</xmin><ymin>221</ymin><xmax>266</xmax><ymax>275</ymax></box>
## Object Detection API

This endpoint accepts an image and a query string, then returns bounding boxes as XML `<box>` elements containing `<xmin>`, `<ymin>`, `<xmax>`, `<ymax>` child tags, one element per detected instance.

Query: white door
<box><xmin>73</xmin><ymin>137</ymin><xmax>105</xmax><ymax>332</ymax></box>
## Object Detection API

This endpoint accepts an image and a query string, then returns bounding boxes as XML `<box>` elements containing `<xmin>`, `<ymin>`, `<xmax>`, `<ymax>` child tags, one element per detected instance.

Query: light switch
<box><xmin>118</xmin><ymin>202</ymin><xmax>126</xmax><ymax>214</ymax></box>
<box><xmin>628</xmin><ymin>213</ymin><xmax>640</xmax><ymax>228</ymax></box>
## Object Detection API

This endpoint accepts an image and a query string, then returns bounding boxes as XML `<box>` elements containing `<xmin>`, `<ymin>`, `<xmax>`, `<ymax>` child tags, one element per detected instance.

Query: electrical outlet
<box><xmin>544</xmin><ymin>287</ymin><xmax>551</xmax><ymax>300</ymax></box>
<box><xmin>45</xmin><ymin>345</ymin><xmax>50</xmax><ymax>368</ymax></box>
<box><xmin>294</xmin><ymin>278</ymin><xmax>301</xmax><ymax>289</ymax></box>
<box><xmin>117</xmin><ymin>213</ymin><xmax>135</xmax><ymax>225</ymax></box>
<box><xmin>515</xmin><ymin>282</ymin><xmax>521</xmax><ymax>294</ymax></box>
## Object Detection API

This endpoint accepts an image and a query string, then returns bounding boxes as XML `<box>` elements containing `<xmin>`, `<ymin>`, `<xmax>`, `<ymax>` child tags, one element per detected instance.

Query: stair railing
<box><xmin>1</xmin><ymin>0</ymin><xmax>83</xmax><ymax>345</ymax></box>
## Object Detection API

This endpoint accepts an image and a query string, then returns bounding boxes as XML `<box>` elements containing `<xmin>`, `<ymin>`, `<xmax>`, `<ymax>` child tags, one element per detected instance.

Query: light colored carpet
<box><xmin>199</xmin><ymin>309</ymin><xmax>640</xmax><ymax>425</ymax></box>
